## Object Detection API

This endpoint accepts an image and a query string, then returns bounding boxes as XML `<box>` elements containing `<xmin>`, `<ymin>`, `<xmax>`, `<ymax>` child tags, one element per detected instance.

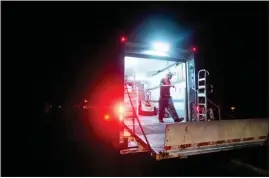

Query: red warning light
<box><xmin>104</xmin><ymin>114</ymin><xmax>110</xmax><ymax>120</ymax></box>
<box><xmin>192</xmin><ymin>47</ymin><xmax>197</xmax><ymax>52</ymax></box>
<box><xmin>120</xmin><ymin>36</ymin><xmax>127</xmax><ymax>43</ymax></box>
<box><xmin>118</xmin><ymin>105</ymin><xmax>124</xmax><ymax>114</ymax></box>
<box><xmin>119</xmin><ymin>115</ymin><xmax>123</xmax><ymax>121</ymax></box>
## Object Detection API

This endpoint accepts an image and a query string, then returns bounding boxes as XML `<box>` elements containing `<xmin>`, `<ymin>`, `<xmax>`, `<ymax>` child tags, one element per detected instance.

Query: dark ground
<box><xmin>4</xmin><ymin>108</ymin><xmax>267</xmax><ymax>177</ymax></box>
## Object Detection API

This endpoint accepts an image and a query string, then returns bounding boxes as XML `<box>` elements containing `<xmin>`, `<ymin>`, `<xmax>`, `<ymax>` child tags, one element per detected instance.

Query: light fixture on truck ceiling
<box><xmin>152</xmin><ymin>42</ymin><xmax>170</xmax><ymax>52</ymax></box>
<box><xmin>143</xmin><ymin>50</ymin><xmax>169</xmax><ymax>57</ymax></box>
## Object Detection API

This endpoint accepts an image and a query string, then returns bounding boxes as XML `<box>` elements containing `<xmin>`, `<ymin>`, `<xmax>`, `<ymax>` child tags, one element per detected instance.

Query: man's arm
<box><xmin>160</xmin><ymin>79</ymin><xmax>174</xmax><ymax>87</ymax></box>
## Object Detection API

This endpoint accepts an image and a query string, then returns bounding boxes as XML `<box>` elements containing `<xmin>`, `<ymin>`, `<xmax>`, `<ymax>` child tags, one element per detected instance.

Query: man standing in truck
<box><xmin>159</xmin><ymin>72</ymin><xmax>183</xmax><ymax>123</ymax></box>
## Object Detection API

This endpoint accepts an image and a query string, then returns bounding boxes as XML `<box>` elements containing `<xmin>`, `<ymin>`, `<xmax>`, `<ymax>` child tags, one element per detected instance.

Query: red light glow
<box><xmin>104</xmin><ymin>114</ymin><xmax>110</xmax><ymax>120</ymax></box>
<box><xmin>117</xmin><ymin>105</ymin><xmax>124</xmax><ymax>121</ymax></box>
<box><xmin>118</xmin><ymin>105</ymin><xmax>124</xmax><ymax>114</ymax></box>
<box><xmin>192</xmin><ymin>47</ymin><xmax>196</xmax><ymax>52</ymax></box>
<box><xmin>120</xmin><ymin>36</ymin><xmax>127</xmax><ymax>43</ymax></box>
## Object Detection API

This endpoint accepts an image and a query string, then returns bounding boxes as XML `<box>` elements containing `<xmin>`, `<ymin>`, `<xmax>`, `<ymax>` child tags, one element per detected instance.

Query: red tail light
<box><xmin>104</xmin><ymin>114</ymin><xmax>110</xmax><ymax>120</ymax></box>
<box><xmin>117</xmin><ymin>105</ymin><xmax>124</xmax><ymax>121</ymax></box>
<box><xmin>119</xmin><ymin>115</ymin><xmax>123</xmax><ymax>121</ymax></box>
<box><xmin>118</xmin><ymin>105</ymin><xmax>124</xmax><ymax>114</ymax></box>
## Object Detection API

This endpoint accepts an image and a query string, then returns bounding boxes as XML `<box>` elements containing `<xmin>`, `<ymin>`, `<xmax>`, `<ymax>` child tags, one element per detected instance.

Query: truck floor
<box><xmin>124</xmin><ymin>115</ymin><xmax>185</xmax><ymax>153</ymax></box>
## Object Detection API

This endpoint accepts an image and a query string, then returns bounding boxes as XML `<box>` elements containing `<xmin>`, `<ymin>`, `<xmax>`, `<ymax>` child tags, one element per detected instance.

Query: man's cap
<box><xmin>167</xmin><ymin>72</ymin><xmax>173</xmax><ymax>77</ymax></box>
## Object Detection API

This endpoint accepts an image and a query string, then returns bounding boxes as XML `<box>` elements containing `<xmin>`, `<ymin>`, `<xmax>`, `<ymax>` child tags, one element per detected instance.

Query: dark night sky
<box><xmin>3</xmin><ymin>2</ymin><xmax>268</xmax><ymax>117</ymax></box>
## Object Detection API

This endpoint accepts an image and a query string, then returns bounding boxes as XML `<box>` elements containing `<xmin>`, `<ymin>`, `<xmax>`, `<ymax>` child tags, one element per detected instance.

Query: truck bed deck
<box><xmin>124</xmin><ymin>117</ymin><xmax>269</xmax><ymax>156</ymax></box>
<box><xmin>124</xmin><ymin>116</ymin><xmax>180</xmax><ymax>153</ymax></box>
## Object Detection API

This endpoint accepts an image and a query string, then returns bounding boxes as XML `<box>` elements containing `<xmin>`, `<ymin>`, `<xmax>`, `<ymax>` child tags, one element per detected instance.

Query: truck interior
<box><xmin>123</xmin><ymin>55</ymin><xmax>187</xmax><ymax>153</ymax></box>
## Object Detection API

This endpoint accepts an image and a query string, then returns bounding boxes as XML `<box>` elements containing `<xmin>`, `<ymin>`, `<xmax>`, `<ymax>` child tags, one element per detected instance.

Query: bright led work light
<box><xmin>152</xmin><ymin>42</ymin><xmax>170</xmax><ymax>52</ymax></box>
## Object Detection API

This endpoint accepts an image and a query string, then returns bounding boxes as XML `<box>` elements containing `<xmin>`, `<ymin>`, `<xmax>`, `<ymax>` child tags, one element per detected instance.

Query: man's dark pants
<box><xmin>158</xmin><ymin>96</ymin><xmax>180</xmax><ymax>122</ymax></box>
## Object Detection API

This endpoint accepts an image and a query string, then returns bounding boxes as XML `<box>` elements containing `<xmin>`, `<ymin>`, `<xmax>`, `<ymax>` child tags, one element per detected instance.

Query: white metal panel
<box><xmin>164</xmin><ymin>119</ymin><xmax>269</xmax><ymax>147</ymax></box>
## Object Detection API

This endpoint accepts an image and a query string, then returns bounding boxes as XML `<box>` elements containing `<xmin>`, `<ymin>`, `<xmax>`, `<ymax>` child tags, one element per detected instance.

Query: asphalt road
<box><xmin>3</xmin><ymin>108</ymin><xmax>268</xmax><ymax>176</ymax></box>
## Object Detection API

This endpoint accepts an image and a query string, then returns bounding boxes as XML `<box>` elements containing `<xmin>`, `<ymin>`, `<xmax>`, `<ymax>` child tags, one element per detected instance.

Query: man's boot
<box><xmin>174</xmin><ymin>117</ymin><xmax>184</xmax><ymax>122</ymax></box>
